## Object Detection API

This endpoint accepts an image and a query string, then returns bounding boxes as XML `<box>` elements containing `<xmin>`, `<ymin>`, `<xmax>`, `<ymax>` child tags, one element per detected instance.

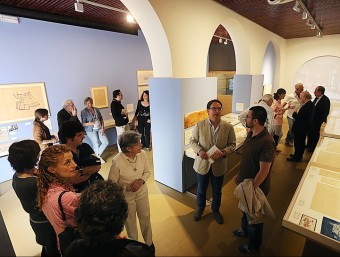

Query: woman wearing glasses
<box><xmin>108</xmin><ymin>131</ymin><xmax>155</xmax><ymax>254</ymax></box>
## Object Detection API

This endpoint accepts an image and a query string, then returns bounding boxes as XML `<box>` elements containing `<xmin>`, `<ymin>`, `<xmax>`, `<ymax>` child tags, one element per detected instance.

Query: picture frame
<box><xmin>137</xmin><ymin>70</ymin><xmax>153</xmax><ymax>86</ymax></box>
<box><xmin>0</xmin><ymin>82</ymin><xmax>50</xmax><ymax>124</ymax></box>
<box><xmin>90</xmin><ymin>86</ymin><xmax>108</xmax><ymax>108</ymax></box>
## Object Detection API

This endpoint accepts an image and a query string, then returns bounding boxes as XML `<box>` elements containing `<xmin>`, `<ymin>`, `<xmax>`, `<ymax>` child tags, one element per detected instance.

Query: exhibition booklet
<box><xmin>206</xmin><ymin>145</ymin><xmax>222</xmax><ymax>164</ymax></box>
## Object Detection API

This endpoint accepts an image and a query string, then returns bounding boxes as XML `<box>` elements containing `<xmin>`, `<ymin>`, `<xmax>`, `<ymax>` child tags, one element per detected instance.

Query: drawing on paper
<box><xmin>299</xmin><ymin>214</ymin><xmax>317</xmax><ymax>231</ymax></box>
<box><xmin>0</xmin><ymin>82</ymin><xmax>49</xmax><ymax>124</ymax></box>
<box><xmin>90</xmin><ymin>86</ymin><xmax>108</xmax><ymax>108</ymax></box>
<box><xmin>321</xmin><ymin>217</ymin><xmax>340</xmax><ymax>242</ymax></box>
<box><xmin>13</xmin><ymin>92</ymin><xmax>40</xmax><ymax>110</ymax></box>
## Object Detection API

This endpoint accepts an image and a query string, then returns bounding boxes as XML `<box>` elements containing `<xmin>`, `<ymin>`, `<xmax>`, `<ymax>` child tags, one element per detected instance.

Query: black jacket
<box><xmin>313</xmin><ymin>95</ymin><xmax>330</xmax><ymax>124</ymax></box>
<box><xmin>57</xmin><ymin>108</ymin><xmax>80</xmax><ymax>129</ymax></box>
<box><xmin>292</xmin><ymin>101</ymin><xmax>314</xmax><ymax>135</ymax></box>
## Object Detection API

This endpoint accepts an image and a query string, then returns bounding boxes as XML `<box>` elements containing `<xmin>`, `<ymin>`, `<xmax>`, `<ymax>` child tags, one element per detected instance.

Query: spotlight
<box><xmin>293</xmin><ymin>1</ymin><xmax>300</xmax><ymax>12</ymax></box>
<box><xmin>317</xmin><ymin>31</ymin><xmax>322</xmax><ymax>38</ymax></box>
<box><xmin>74</xmin><ymin>1</ymin><xmax>84</xmax><ymax>12</ymax></box>
<box><xmin>126</xmin><ymin>14</ymin><xmax>135</xmax><ymax>23</ymax></box>
<box><xmin>302</xmin><ymin>11</ymin><xmax>308</xmax><ymax>19</ymax></box>
<box><xmin>218</xmin><ymin>38</ymin><xmax>222</xmax><ymax>43</ymax></box>
<box><xmin>224</xmin><ymin>40</ymin><xmax>228</xmax><ymax>45</ymax></box>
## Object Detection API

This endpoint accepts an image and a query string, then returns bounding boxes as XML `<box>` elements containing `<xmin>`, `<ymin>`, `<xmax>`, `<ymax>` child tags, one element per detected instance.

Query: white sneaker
<box><xmin>99</xmin><ymin>156</ymin><xmax>106</xmax><ymax>164</ymax></box>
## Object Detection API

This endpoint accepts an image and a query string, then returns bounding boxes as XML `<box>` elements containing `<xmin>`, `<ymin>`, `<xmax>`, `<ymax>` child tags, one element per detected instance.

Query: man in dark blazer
<box><xmin>287</xmin><ymin>91</ymin><xmax>314</xmax><ymax>162</ymax></box>
<box><xmin>306</xmin><ymin>86</ymin><xmax>331</xmax><ymax>152</ymax></box>
<box><xmin>57</xmin><ymin>99</ymin><xmax>81</xmax><ymax>129</ymax></box>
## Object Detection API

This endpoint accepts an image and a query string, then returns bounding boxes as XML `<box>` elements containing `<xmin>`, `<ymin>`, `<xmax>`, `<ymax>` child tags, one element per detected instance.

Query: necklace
<box><xmin>126</xmin><ymin>158</ymin><xmax>137</xmax><ymax>171</ymax></box>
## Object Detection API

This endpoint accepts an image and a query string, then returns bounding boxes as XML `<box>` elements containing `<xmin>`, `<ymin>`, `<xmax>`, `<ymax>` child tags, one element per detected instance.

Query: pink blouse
<box><xmin>42</xmin><ymin>184</ymin><xmax>78</xmax><ymax>250</ymax></box>
<box><xmin>271</xmin><ymin>99</ymin><xmax>285</xmax><ymax>125</ymax></box>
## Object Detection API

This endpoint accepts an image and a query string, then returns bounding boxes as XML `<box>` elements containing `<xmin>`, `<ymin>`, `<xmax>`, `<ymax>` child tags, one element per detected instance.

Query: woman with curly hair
<box><xmin>8</xmin><ymin>140</ymin><xmax>59</xmax><ymax>256</ymax></box>
<box><xmin>36</xmin><ymin>145</ymin><xmax>79</xmax><ymax>254</ymax></box>
<box><xmin>65</xmin><ymin>180</ymin><xmax>154</xmax><ymax>256</ymax></box>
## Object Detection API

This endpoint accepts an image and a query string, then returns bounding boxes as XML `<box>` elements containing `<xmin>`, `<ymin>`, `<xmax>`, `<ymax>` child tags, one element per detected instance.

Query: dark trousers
<box><xmin>196</xmin><ymin>169</ymin><xmax>224</xmax><ymax>213</ymax></box>
<box><xmin>241</xmin><ymin>212</ymin><xmax>263</xmax><ymax>250</ymax></box>
<box><xmin>307</xmin><ymin>121</ymin><xmax>323</xmax><ymax>150</ymax></box>
<box><xmin>293</xmin><ymin>132</ymin><xmax>307</xmax><ymax>160</ymax></box>
<box><xmin>30</xmin><ymin>220</ymin><xmax>60</xmax><ymax>257</ymax></box>
<box><xmin>137</xmin><ymin>117</ymin><xmax>151</xmax><ymax>148</ymax></box>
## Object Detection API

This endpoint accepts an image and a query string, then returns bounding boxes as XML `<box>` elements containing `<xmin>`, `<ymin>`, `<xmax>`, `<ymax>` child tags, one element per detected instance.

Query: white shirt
<box><xmin>283</xmin><ymin>92</ymin><xmax>302</xmax><ymax>118</ymax></box>
<box><xmin>238</xmin><ymin>101</ymin><xmax>275</xmax><ymax>135</ymax></box>
<box><xmin>108</xmin><ymin>150</ymin><xmax>150</xmax><ymax>189</ymax></box>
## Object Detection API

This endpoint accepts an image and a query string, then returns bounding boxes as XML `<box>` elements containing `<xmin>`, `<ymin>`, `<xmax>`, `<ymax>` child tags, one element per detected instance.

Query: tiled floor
<box><xmin>0</xmin><ymin>125</ymin><xmax>324</xmax><ymax>256</ymax></box>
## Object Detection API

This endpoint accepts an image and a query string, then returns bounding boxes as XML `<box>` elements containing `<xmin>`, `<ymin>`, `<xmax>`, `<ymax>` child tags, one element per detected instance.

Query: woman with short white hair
<box><xmin>108</xmin><ymin>131</ymin><xmax>155</xmax><ymax>254</ymax></box>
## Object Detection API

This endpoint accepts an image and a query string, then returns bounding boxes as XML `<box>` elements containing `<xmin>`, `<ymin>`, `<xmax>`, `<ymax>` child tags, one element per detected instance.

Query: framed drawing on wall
<box><xmin>0</xmin><ymin>82</ymin><xmax>50</xmax><ymax>125</ymax></box>
<box><xmin>90</xmin><ymin>86</ymin><xmax>108</xmax><ymax>108</ymax></box>
<box><xmin>137</xmin><ymin>70</ymin><xmax>153</xmax><ymax>85</ymax></box>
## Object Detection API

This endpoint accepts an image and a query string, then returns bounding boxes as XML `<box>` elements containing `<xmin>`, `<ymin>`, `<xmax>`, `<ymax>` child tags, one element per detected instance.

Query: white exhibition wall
<box><xmin>149</xmin><ymin>77</ymin><xmax>216</xmax><ymax>192</ymax></box>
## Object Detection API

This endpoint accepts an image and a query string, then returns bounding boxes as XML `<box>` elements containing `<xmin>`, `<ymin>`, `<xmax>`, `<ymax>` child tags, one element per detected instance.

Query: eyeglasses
<box><xmin>209</xmin><ymin>107</ymin><xmax>223</xmax><ymax>111</ymax></box>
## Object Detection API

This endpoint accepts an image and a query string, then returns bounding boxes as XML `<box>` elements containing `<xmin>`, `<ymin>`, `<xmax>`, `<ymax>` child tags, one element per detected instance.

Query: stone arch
<box><xmin>121</xmin><ymin>0</ymin><xmax>172</xmax><ymax>77</ymax></box>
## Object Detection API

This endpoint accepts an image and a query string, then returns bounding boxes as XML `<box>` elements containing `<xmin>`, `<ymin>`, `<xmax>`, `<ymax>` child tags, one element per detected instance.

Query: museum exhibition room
<box><xmin>0</xmin><ymin>0</ymin><xmax>340</xmax><ymax>256</ymax></box>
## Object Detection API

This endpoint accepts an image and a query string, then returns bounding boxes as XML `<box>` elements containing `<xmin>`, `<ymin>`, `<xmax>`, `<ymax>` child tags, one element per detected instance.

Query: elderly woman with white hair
<box><xmin>238</xmin><ymin>94</ymin><xmax>275</xmax><ymax>135</ymax></box>
<box><xmin>108</xmin><ymin>131</ymin><xmax>155</xmax><ymax>254</ymax></box>
<box><xmin>57</xmin><ymin>99</ymin><xmax>81</xmax><ymax>129</ymax></box>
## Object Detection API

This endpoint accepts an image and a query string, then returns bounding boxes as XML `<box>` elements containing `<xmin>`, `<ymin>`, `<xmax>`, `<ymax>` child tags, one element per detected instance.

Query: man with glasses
<box><xmin>57</xmin><ymin>99</ymin><xmax>81</xmax><ymax>129</ymax></box>
<box><xmin>111</xmin><ymin>89</ymin><xmax>129</xmax><ymax>152</ymax></box>
<box><xmin>233</xmin><ymin>106</ymin><xmax>275</xmax><ymax>253</ymax></box>
<box><xmin>190</xmin><ymin>99</ymin><xmax>236</xmax><ymax>224</ymax></box>
<box><xmin>58</xmin><ymin>120</ymin><xmax>103</xmax><ymax>192</ymax></box>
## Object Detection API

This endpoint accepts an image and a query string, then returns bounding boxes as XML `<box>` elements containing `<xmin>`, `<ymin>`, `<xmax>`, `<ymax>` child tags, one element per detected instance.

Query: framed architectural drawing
<box><xmin>0</xmin><ymin>82</ymin><xmax>49</xmax><ymax>124</ymax></box>
<box><xmin>137</xmin><ymin>70</ymin><xmax>153</xmax><ymax>85</ymax></box>
<box><xmin>90</xmin><ymin>86</ymin><xmax>108</xmax><ymax>108</ymax></box>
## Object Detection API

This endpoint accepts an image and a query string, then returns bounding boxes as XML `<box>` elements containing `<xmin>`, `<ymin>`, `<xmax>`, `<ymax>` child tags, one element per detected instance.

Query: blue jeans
<box><xmin>241</xmin><ymin>212</ymin><xmax>263</xmax><ymax>249</ymax></box>
<box><xmin>285</xmin><ymin>116</ymin><xmax>295</xmax><ymax>144</ymax></box>
<box><xmin>196</xmin><ymin>169</ymin><xmax>224</xmax><ymax>213</ymax></box>
<box><xmin>87</xmin><ymin>130</ymin><xmax>109</xmax><ymax>156</ymax></box>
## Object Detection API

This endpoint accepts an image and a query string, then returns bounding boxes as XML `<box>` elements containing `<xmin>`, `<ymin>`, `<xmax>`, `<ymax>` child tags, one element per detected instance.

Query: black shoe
<box><xmin>194</xmin><ymin>210</ymin><xmax>203</xmax><ymax>221</ymax></box>
<box><xmin>237</xmin><ymin>244</ymin><xmax>259</xmax><ymax>254</ymax></box>
<box><xmin>287</xmin><ymin>157</ymin><xmax>301</xmax><ymax>162</ymax></box>
<box><xmin>213</xmin><ymin>211</ymin><xmax>224</xmax><ymax>224</ymax></box>
<box><xmin>232</xmin><ymin>228</ymin><xmax>248</xmax><ymax>238</ymax></box>
<box><xmin>148</xmin><ymin>243</ymin><xmax>155</xmax><ymax>254</ymax></box>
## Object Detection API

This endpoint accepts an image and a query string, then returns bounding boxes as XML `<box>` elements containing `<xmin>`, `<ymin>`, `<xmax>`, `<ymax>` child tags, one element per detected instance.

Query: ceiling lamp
<box><xmin>74</xmin><ymin>0</ymin><xmax>84</xmax><ymax>12</ymax></box>
<box><xmin>302</xmin><ymin>11</ymin><xmax>308</xmax><ymax>19</ymax></box>
<box><xmin>214</xmin><ymin>35</ymin><xmax>231</xmax><ymax>44</ymax></box>
<box><xmin>276</xmin><ymin>0</ymin><xmax>322</xmax><ymax>38</ymax></box>
<box><xmin>292</xmin><ymin>1</ymin><xmax>300</xmax><ymax>12</ymax></box>
<box><xmin>126</xmin><ymin>14</ymin><xmax>135</xmax><ymax>23</ymax></box>
<box><xmin>74</xmin><ymin>0</ymin><xmax>134</xmax><ymax>23</ymax></box>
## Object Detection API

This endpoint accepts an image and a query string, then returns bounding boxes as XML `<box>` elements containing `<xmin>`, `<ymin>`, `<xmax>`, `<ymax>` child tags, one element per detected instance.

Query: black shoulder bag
<box><xmin>58</xmin><ymin>191</ymin><xmax>80</xmax><ymax>255</ymax></box>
